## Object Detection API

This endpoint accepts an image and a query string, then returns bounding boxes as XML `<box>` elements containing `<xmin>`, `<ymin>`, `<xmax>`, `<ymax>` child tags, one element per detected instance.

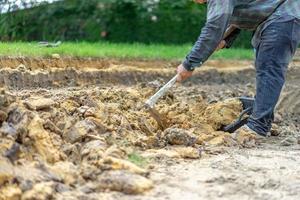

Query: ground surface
<box><xmin>118</xmin><ymin>140</ymin><xmax>300</xmax><ymax>200</ymax></box>
<box><xmin>0</xmin><ymin>57</ymin><xmax>300</xmax><ymax>200</ymax></box>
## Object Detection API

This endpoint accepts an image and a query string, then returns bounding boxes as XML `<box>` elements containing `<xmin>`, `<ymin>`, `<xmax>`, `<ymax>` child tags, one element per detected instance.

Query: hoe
<box><xmin>145</xmin><ymin>75</ymin><xmax>254</xmax><ymax>133</ymax></box>
<box><xmin>145</xmin><ymin>25</ymin><xmax>253</xmax><ymax>132</ymax></box>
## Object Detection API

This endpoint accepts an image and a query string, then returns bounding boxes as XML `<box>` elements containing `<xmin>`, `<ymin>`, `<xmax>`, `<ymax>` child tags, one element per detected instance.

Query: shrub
<box><xmin>0</xmin><ymin>0</ymin><xmax>252</xmax><ymax>48</ymax></box>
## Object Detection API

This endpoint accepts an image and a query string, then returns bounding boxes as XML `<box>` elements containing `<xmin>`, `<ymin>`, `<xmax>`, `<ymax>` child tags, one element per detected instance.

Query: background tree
<box><xmin>0</xmin><ymin>0</ymin><xmax>252</xmax><ymax>48</ymax></box>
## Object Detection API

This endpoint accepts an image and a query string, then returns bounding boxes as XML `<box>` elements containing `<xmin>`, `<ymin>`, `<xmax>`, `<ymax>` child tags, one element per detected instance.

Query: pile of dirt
<box><xmin>0</xmin><ymin>83</ymin><xmax>246</xmax><ymax>198</ymax></box>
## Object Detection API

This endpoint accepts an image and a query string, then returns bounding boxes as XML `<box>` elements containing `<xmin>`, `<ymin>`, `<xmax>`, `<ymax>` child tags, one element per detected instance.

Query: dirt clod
<box><xmin>164</xmin><ymin>128</ymin><xmax>197</xmax><ymax>146</ymax></box>
<box><xmin>97</xmin><ymin>157</ymin><xmax>148</xmax><ymax>176</ymax></box>
<box><xmin>0</xmin><ymin>110</ymin><xmax>8</xmax><ymax>124</ymax></box>
<box><xmin>97</xmin><ymin>170</ymin><xmax>153</xmax><ymax>194</ymax></box>
<box><xmin>0</xmin><ymin>184</ymin><xmax>22</xmax><ymax>200</ymax></box>
<box><xmin>21</xmin><ymin>182</ymin><xmax>56</xmax><ymax>200</ymax></box>
<box><xmin>0</xmin><ymin>157</ymin><xmax>14</xmax><ymax>186</ymax></box>
<box><xmin>27</xmin><ymin>116</ymin><xmax>62</xmax><ymax>163</ymax></box>
<box><xmin>24</xmin><ymin>97</ymin><xmax>55</xmax><ymax>111</ymax></box>
<box><xmin>204</xmin><ymin>98</ymin><xmax>243</xmax><ymax>130</ymax></box>
<box><xmin>64</xmin><ymin>120</ymin><xmax>94</xmax><ymax>143</ymax></box>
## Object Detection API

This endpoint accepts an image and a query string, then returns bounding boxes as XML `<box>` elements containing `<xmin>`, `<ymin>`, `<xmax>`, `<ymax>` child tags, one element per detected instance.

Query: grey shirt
<box><xmin>183</xmin><ymin>0</ymin><xmax>300</xmax><ymax>71</ymax></box>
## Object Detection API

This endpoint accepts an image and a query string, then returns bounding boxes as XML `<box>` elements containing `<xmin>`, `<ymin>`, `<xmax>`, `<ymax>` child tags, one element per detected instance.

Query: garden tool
<box><xmin>38</xmin><ymin>41</ymin><xmax>62</xmax><ymax>48</ymax></box>
<box><xmin>145</xmin><ymin>74</ymin><xmax>179</xmax><ymax>130</ymax></box>
<box><xmin>144</xmin><ymin>25</ymin><xmax>245</xmax><ymax>130</ymax></box>
<box><xmin>222</xmin><ymin>97</ymin><xmax>254</xmax><ymax>133</ymax></box>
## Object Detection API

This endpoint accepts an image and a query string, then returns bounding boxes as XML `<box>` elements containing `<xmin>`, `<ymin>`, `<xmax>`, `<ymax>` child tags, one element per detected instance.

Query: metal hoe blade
<box><xmin>145</xmin><ymin>105</ymin><xmax>168</xmax><ymax>130</ymax></box>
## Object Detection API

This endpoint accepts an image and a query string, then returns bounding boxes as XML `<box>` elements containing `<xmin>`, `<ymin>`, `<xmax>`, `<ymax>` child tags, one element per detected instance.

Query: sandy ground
<box><xmin>117</xmin><ymin>139</ymin><xmax>300</xmax><ymax>200</ymax></box>
<box><xmin>0</xmin><ymin>57</ymin><xmax>300</xmax><ymax>200</ymax></box>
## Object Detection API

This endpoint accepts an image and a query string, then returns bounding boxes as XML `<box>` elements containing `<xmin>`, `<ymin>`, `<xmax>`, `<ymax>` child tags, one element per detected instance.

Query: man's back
<box><xmin>182</xmin><ymin>0</ymin><xmax>300</xmax><ymax>70</ymax></box>
<box><xmin>230</xmin><ymin>0</ymin><xmax>298</xmax><ymax>30</ymax></box>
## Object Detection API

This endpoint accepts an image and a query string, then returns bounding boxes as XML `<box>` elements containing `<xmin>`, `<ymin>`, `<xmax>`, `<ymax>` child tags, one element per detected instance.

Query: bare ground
<box><xmin>0</xmin><ymin>57</ymin><xmax>300</xmax><ymax>200</ymax></box>
<box><xmin>116</xmin><ymin>139</ymin><xmax>300</xmax><ymax>200</ymax></box>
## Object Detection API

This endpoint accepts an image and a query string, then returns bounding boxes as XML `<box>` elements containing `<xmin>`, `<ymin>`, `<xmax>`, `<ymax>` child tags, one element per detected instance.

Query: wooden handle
<box><xmin>145</xmin><ymin>74</ymin><xmax>179</xmax><ymax>108</ymax></box>
<box><xmin>223</xmin><ymin>25</ymin><xmax>237</xmax><ymax>40</ymax></box>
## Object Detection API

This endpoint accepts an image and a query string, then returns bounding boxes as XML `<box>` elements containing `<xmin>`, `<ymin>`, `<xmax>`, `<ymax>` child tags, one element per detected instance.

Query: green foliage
<box><xmin>0</xmin><ymin>0</ymin><xmax>253</xmax><ymax>48</ymax></box>
<box><xmin>128</xmin><ymin>152</ymin><xmax>148</xmax><ymax>167</ymax></box>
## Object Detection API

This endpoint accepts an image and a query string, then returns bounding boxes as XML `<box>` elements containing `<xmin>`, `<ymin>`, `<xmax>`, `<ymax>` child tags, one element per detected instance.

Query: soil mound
<box><xmin>0</xmin><ymin>84</ymin><xmax>244</xmax><ymax>198</ymax></box>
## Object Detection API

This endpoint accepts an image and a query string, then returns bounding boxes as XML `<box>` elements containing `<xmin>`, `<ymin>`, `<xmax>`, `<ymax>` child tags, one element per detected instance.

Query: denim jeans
<box><xmin>247</xmin><ymin>18</ymin><xmax>300</xmax><ymax>136</ymax></box>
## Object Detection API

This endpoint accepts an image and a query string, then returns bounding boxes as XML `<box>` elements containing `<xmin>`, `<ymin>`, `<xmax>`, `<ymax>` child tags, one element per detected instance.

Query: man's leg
<box><xmin>247</xmin><ymin>19</ymin><xmax>300</xmax><ymax>136</ymax></box>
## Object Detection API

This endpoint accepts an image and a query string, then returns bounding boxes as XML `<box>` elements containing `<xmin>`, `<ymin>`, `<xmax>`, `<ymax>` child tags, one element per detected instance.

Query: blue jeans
<box><xmin>247</xmin><ymin>18</ymin><xmax>300</xmax><ymax>136</ymax></box>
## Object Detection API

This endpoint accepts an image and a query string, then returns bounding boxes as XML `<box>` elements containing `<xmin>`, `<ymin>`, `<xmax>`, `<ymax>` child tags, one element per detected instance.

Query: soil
<box><xmin>0</xmin><ymin>57</ymin><xmax>300</xmax><ymax>200</ymax></box>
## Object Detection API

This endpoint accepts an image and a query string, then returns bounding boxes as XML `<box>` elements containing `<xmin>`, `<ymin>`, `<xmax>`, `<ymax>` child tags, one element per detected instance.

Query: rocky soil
<box><xmin>0</xmin><ymin>58</ymin><xmax>299</xmax><ymax>200</ymax></box>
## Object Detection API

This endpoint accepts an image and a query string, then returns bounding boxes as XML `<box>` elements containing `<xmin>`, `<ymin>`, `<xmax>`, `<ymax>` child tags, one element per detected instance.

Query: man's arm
<box><xmin>182</xmin><ymin>0</ymin><xmax>235</xmax><ymax>71</ymax></box>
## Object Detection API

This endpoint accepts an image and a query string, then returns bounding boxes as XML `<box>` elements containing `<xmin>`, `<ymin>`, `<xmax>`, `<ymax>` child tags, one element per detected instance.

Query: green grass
<box><xmin>0</xmin><ymin>42</ymin><xmax>254</xmax><ymax>60</ymax></box>
<box><xmin>128</xmin><ymin>152</ymin><xmax>148</xmax><ymax>167</ymax></box>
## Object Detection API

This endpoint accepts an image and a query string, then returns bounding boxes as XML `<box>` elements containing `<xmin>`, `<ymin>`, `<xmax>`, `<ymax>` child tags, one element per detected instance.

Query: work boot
<box><xmin>232</xmin><ymin>125</ymin><xmax>268</xmax><ymax>147</ymax></box>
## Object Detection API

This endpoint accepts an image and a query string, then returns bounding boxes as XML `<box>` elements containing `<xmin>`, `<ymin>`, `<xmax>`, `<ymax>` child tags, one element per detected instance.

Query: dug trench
<box><xmin>0</xmin><ymin>57</ymin><xmax>300</xmax><ymax>200</ymax></box>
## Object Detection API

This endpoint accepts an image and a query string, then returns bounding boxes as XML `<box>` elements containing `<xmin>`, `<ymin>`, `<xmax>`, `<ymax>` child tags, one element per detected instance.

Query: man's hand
<box><xmin>215</xmin><ymin>40</ymin><xmax>226</xmax><ymax>51</ymax></box>
<box><xmin>176</xmin><ymin>64</ymin><xmax>193</xmax><ymax>82</ymax></box>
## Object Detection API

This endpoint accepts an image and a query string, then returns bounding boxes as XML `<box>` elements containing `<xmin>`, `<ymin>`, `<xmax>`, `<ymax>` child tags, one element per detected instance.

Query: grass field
<box><xmin>0</xmin><ymin>42</ymin><xmax>254</xmax><ymax>60</ymax></box>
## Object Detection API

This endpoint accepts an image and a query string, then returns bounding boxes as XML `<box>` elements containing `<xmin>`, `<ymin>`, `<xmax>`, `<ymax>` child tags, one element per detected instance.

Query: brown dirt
<box><xmin>0</xmin><ymin>56</ymin><xmax>253</xmax><ymax>70</ymax></box>
<box><xmin>0</xmin><ymin>57</ymin><xmax>300</xmax><ymax>200</ymax></box>
<box><xmin>0</xmin><ymin>57</ymin><xmax>256</xmax><ymax>90</ymax></box>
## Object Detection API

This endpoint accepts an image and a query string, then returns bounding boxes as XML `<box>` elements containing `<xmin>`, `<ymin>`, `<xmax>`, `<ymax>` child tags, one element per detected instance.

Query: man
<box><xmin>176</xmin><ymin>0</ymin><xmax>300</xmax><ymax>140</ymax></box>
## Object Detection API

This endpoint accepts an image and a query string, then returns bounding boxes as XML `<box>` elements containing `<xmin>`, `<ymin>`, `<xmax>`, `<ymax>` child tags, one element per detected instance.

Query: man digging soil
<box><xmin>176</xmin><ymin>0</ymin><xmax>300</xmax><ymax>144</ymax></box>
